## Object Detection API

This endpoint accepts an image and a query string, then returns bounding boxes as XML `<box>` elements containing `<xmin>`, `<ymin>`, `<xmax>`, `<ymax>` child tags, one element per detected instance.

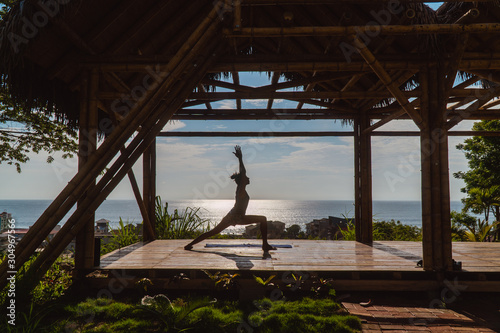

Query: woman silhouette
<box><xmin>184</xmin><ymin>146</ymin><xmax>276</xmax><ymax>252</ymax></box>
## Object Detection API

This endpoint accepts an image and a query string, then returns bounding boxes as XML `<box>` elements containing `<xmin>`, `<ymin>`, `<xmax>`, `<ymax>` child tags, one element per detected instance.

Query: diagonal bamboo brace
<box><xmin>351</xmin><ymin>36</ymin><xmax>424</xmax><ymax>130</ymax></box>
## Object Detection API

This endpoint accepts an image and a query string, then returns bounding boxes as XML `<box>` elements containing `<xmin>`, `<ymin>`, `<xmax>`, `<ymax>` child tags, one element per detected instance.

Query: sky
<box><xmin>1</xmin><ymin>70</ymin><xmax>474</xmax><ymax>202</ymax></box>
<box><xmin>1</xmin><ymin>1</ymin><xmax>474</xmax><ymax>202</ymax></box>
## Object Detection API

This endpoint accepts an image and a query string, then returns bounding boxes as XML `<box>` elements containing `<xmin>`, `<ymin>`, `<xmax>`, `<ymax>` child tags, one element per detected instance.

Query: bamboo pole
<box><xmin>241</xmin><ymin>0</ymin><xmax>490</xmax><ymax>4</ymax></box>
<box><xmin>127</xmin><ymin>167</ymin><xmax>155</xmax><ymax>241</ymax></box>
<box><xmin>351</xmin><ymin>36</ymin><xmax>424</xmax><ymax>129</ymax></box>
<box><xmin>150</xmin><ymin>138</ymin><xmax>157</xmax><ymax>237</ymax></box>
<box><xmin>157</xmin><ymin>130</ymin><xmax>500</xmax><ymax>137</ymax></box>
<box><xmin>438</xmin><ymin>66</ymin><xmax>451</xmax><ymax>271</ymax></box>
<box><xmin>354</xmin><ymin>116</ymin><xmax>361</xmax><ymax>242</ymax></box>
<box><xmin>0</xmin><ymin>7</ymin><xmax>223</xmax><ymax>287</ymax></box>
<box><xmin>75</xmin><ymin>68</ymin><xmax>99</xmax><ymax>275</ymax></box>
<box><xmin>95</xmin><ymin>61</ymin><xmax>423</xmax><ymax>72</ymax></box>
<box><xmin>184</xmin><ymin>90</ymin><xmax>420</xmax><ymax>101</ymax></box>
<box><xmin>419</xmin><ymin>67</ymin><xmax>433</xmax><ymax>271</ymax></box>
<box><xmin>224</xmin><ymin>23</ymin><xmax>500</xmax><ymax>37</ymax></box>
<box><xmin>429</xmin><ymin>66</ymin><xmax>443</xmax><ymax>271</ymax></box>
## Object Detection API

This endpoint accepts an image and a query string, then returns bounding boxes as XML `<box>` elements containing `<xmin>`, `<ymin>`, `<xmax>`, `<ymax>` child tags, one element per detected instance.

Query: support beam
<box><xmin>224</xmin><ymin>23</ymin><xmax>500</xmax><ymax>38</ymax></box>
<box><xmin>127</xmin><ymin>168</ymin><xmax>155</xmax><ymax>241</ymax></box>
<box><xmin>75</xmin><ymin>68</ymin><xmax>98</xmax><ymax>277</ymax></box>
<box><xmin>420</xmin><ymin>67</ymin><xmax>453</xmax><ymax>272</ymax></box>
<box><xmin>354</xmin><ymin>114</ymin><xmax>373</xmax><ymax>244</ymax></box>
<box><xmin>143</xmin><ymin>139</ymin><xmax>157</xmax><ymax>242</ymax></box>
<box><xmin>351</xmin><ymin>36</ymin><xmax>423</xmax><ymax>129</ymax></box>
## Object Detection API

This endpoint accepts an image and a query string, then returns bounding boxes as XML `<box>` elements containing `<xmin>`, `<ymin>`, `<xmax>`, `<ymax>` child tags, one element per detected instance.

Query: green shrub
<box><xmin>373</xmin><ymin>220</ymin><xmax>422</xmax><ymax>241</ymax></box>
<box><xmin>155</xmin><ymin>196</ymin><xmax>212</xmax><ymax>239</ymax></box>
<box><xmin>101</xmin><ymin>218</ymin><xmax>140</xmax><ymax>255</ymax></box>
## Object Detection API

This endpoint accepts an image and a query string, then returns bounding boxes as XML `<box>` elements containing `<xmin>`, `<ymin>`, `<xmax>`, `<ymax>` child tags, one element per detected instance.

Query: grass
<box><xmin>0</xmin><ymin>295</ymin><xmax>360</xmax><ymax>332</ymax></box>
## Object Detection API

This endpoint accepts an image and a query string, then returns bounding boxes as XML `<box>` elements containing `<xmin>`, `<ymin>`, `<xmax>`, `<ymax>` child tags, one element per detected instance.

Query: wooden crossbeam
<box><xmin>224</xmin><ymin>24</ymin><xmax>500</xmax><ymax>37</ymax></box>
<box><xmin>186</xmin><ymin>91</ymin><xmax>419</xmax><ymax>100</ymax></box>
<box><xmin>447</xmin><ymin>84</ymin><xmax>500</xmax><ymax>130</ymax></box>
<box><xmin>351</xmin><ymin>36</ymin><xmax>423</xmax><ymax>129</ymax></box>
<box><xmin>157</xmin><ymin>130</ymin><xmax>500</xmax><ymax>137</ymax></box>
<box><xmin>241</xmin><ymin>0</ymin><xmax>490</xmax><ymax>4</ymax></box>
<box><xmin>90</xmin><ymin>59</ymin><xmax>500</xmax><ymax>73</ymax></box>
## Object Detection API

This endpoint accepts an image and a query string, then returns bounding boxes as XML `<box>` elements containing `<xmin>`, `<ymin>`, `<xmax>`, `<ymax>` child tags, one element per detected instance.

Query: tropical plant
<box><xmin>450</xmin><ymin>210</ymin><xmax>475</xmax><ymax>241</ymax></box>
<box><xmin>284</xmin><ymin>224</ymin><xmax>305</xmax><ymax>239</ymax></box>
<box><xmin>451</xmin><ymin>210</ymin><xmax>499</xmax><ymax>242</ymax></box>
<box><xmin>465</xmin><ymin>220</ymin><xmax>499</xmax><ymax>242</ymax></box>
<box><xmin>254</xmin><ymin>274</ymin><xmax>277</xmax><ymax>288</ymax></box>
<box><xmin>339</xmin><ymin>221</ymin><xmax>356</xmax><ymax>240</ymax></box>
<box><xmin>311</xmin><ymin>277</ymin><xmax>335</xmax><ymax>298</ymax></box>
<box><xmin>101</xmin><ymin>218</ymin><xmax>140</xmax><ymax>254</ymax></box>
<box><xmin>203</xmin><ymin>270</ymin><xmax>240</xmax><ymax>290</ymax></box>
<box><xmin>455</xmin><ymin>120</ymin><xmax>500</xmax><ymax>222</ymax></box>
<box><xmin>339</xmin><ymin>219</ymin><xmax>422</xmax><ymax>241</ymax></box>
<box><xmin>155</xmin><ymin>196</ymin><xmax>212</xmax><ymax>239</ymax></box>
<box><xmin>373</xmin><ymin>220</ymin><xmax>422</xmax><ymax>241</ymax></box>
<box><xmin>463</xmin><ymin>186</ymin><xmax>500</xmax><ymax>222</ymax></box>
<box><xmin>31</xmin><ymin>256</ymin><xmax>73</xmax><ymax>304</ymax></box>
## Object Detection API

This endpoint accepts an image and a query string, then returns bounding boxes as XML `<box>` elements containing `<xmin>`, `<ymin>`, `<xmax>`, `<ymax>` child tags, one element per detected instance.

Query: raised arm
<box><xmin>233</xmin><ymin>145</ymin><xmax>246</xmax><ymax>176</ymax></box>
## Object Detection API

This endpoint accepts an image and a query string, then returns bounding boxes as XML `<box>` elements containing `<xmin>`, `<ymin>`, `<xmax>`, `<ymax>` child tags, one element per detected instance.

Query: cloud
<box><xmin>156</xmin><ymin>139</ymin><xmax>218</xmax><ymax>170</ymax></box>
<box><xmin>162</xmin><ymin>120</ymin><xmax>186</xmax><ymax>131</ymax></box>
<box><xmin>213</xmin><ymin>100</ymin><xmax>235</xmax><ymax>109</ymax></box>
<box><xmin>248</xmin><ymin>138</ymin><xmax>353</xmax><ymax>173</ymax></box>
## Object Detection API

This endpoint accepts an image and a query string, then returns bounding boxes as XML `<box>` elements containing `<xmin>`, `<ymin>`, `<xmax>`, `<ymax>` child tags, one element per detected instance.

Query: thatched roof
<box><xmin>1</xmin><ymin>1</ymin><xmax>500</xmax><ymax>126</ymax></box>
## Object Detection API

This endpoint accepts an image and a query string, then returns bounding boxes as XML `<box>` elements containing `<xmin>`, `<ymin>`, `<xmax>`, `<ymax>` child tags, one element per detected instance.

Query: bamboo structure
<box><xmin>1</xmin><ymin>1</ymin><xmax>500</xmax><ymax>289</ymax></box>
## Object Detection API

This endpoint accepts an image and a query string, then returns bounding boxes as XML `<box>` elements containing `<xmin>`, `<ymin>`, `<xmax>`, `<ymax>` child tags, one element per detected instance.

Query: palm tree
<box><xmin>463</xmin><ymin>185</ymin><xmax>500</xmax><ymax>223</ymax></box>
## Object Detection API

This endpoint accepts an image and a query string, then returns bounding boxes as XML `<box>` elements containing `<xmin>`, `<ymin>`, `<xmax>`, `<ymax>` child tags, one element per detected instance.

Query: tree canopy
<box><xmin>454</xmin><ymin>120</ymin><xmax>500</xmax><ymax>222</ymax></box>
<box><xmin>0</xmin><ymin>1</ymin><xmax>78</xmax><ymax>172</ymax></box>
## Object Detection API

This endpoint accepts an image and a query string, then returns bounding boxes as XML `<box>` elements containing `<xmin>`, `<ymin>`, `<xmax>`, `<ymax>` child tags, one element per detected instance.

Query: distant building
<box><xmin>0</xmin><ymin>225</ymin><xmax>61</xmax><ymax>251</ymax></box>
<box><xmin>244</xmin><ymin>221</ymin><xmax>286</xmax><ymax>239</ymax></box>
<box><xmin>305</xmin><ymin>216</ymin><xmax>351</xmax><ymax>239</ymax></box>
<box><xmin>95</xmin><ymin>219</ymin><xmax>110</xmax><ymax>234</ymax></box>
<box><xmin>0</xmin><ymin>212</ymin><xmax>12</xmax><ymax>232</ymax></box>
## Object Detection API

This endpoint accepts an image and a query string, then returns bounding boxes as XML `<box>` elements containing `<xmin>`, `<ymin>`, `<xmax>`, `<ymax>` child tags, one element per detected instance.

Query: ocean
<box><xmin>0</xmin><ymin>199</ymin><xmax>466</xmax><ymax>234</ymax></box>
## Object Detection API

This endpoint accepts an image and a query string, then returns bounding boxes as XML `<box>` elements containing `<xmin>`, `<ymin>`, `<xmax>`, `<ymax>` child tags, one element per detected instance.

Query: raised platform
<box><xmin>94</xmin><ymin>240</ymin><xmax>500</xmax><ymax>292</ymax></box>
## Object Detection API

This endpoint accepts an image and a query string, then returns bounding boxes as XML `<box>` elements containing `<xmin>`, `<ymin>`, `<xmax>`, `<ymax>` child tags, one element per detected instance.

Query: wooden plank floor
<box><xmin>99</xmin><ymin>240</ymin><xmax>500</xmax><ymax>273</ymax></box>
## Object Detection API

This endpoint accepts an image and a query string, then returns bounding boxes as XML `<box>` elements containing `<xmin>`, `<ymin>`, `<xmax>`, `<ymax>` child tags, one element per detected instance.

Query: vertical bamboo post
<box><xmin>353</xmin><ymin>113</ymin><xmax>373</xmax><ymax>244</ymax></box>
<box><xmin>143</xmin><ymin>147</ymin><xmax>151</xmax><ymax>240</ymax></box>
<box><xmin>354</xmin><ymin>117</ymin><xmax>361</xmax><ymax>241</ymax></box>
<box><xmin>419</xmin><ymin>66</ymin><xmax>453</xmax><ymax>272</ymax></box>
<box><xmin>150</xmin><ymin>138</ymin><xmax>157</xmax><ymax>235</ymax></box>
<box><xmin>143</xmin><ymin>139</ymin><xmax>156</xmax><ymax>242</ymax></box>
<box><xmin>75</xmin><ymin>68</ymin><xmax>98</xmax><ymax>276</ymax></box>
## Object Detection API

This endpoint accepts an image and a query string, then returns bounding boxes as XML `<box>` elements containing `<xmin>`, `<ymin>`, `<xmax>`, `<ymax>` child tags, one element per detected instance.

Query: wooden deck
<box><xmin>96</xmin><ymin>240</ymin><xmax>500</xmax><ymax>292</ymax></box>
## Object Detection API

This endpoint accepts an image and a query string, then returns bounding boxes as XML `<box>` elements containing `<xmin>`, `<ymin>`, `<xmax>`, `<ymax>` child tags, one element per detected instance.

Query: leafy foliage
<box><xmin>0</xmin><ymin>2</ymin><xmax>79</xmax><ymax>172</ymax></box>
<box><xmin>451</xmin><ymin>210</ymin><xmax>499</xmax><ymax>242</ymax></box>
<box><xmin>254</xmin><ymin>274</ymin><xmax>277</xmax><ymax>287</ymax></box>
<box><xmin>155</xmin><ymin>196</ymin><xmax>212</xmax><ymax>239</ymax></box>
<box><xmin>341</xmin><ymin>219</ymin><xmax>422</xmax><ymax>241</ymax></box>
<box><xmin>373</xmin><ymin>220</ymin><xmax>422</xmax><ymax>241</ymax></box>
<box><xmin>101</xmin><ymin>218</ymin><xmax>141</xmax><ymax>255</ymax></box>
<box><xmin>0</xmin><ymin>89</ymin><xmax>78</xmax><ymax>172</ymax></box>
<box><xmin>455</xmin><ymin>120</ymin><xmax>500</xmax><ymax>222</ymax></box>
<box><xmin>203</xmin><ymin>270</ymin><xmax>240</xmax><ymax>290</ymax></box>
<box><xmin>284</xmin><ymin>224</ymin><xmax>306</xmax><ymax>239</ymax></box>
